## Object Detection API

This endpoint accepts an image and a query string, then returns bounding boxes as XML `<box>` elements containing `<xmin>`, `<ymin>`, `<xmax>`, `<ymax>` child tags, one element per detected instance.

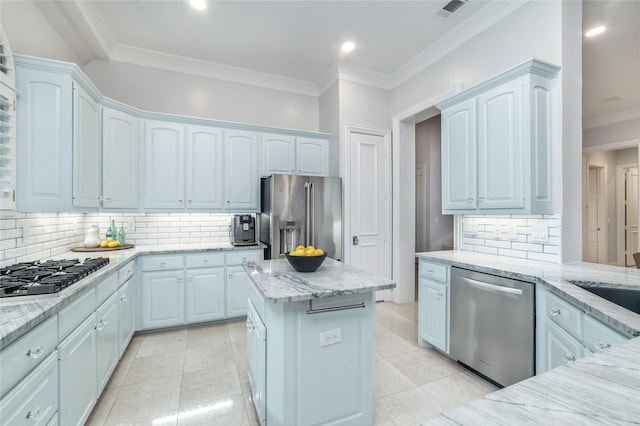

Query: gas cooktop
<box><xmin>0</xmin><ymin>257</ymin><xmax>110</xmax><ymax>298</ymax></box>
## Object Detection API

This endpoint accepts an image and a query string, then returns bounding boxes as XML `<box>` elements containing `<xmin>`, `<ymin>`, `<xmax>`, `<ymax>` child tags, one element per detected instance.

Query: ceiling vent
<box><xmin>436</xmin><ymin>0</ymin><xmax>468</xmax><ymax>18</ymax></box>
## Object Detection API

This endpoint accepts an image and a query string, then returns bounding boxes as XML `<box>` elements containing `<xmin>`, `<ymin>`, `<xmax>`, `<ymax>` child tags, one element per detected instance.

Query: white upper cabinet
<box><xmin>260</xmin><ymin>133</ymin><xmax>296</xmax><ymax>175</ymax></box>
<box><xmin>144</xmin><ymin>120</ymin><xmax>185</xmax><ymax>209</ymax></box>
<box><xmin>296</xmin><ymin>137</ymin><xmax>328</xmax><ymax>176</ymax></box>
<box><xmin>102</xmin><ymin>106</ymin><xmax>140</xmax><ymax>209</ymax></box>
<box><xmin>225</xmin><ymin>129</ymin><xmax>259</xmax><ymax>211</ymax></box>
<box><xmin>72</xmin><ymin>83</ymin><xmax>101</xmax><ymax>208</ymax></box>
<box><xmin>438</xmin><ymin>59</ymin><xmax>559</xmax><ymax>215</ymax></box>
<box><xmin>15</xmin><ymin>59</ymin><xmax>74</xmax><ymax>212</ymax></box>
<box><xmin>186</xmin><ymin>125</ymin><xmax>224</xmax><ymax>209</ymax></box>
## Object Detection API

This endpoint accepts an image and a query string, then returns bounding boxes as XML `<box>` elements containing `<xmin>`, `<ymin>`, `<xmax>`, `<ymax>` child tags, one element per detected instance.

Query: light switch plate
<box><xmin>320</xmin><ymin>328</ymin><xmax>341</xmax><ymax>347</ymax></box>
<box><xmin>531</xmin><ymin>225</ymin><xmax>549</xmax><ymax>243</ymax></box>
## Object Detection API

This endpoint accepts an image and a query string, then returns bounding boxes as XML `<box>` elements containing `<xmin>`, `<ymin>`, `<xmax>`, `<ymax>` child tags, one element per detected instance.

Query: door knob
<box><xmin>352</xmin><ymin>236</ymin><xmax>359</xmax><ymax>245</ymax></box>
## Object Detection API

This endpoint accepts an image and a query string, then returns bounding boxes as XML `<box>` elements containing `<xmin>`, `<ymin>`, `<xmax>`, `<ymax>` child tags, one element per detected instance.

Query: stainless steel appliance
<box><xmin>0</xmin><ymin>258</ymin><xmax>110</xmax><ymax>298</ymax></box>
<box><xmin>450</xmin><ymin>267</ymin><xmax>535</xmax><ymax>387</ymax></box>
<box><xmin>259</xmin><ymin>174</ymin><xmax>342</xmax><ymax>260</ymax></box>
<box><xmin>231</xmin><ymin>214</ymin><xmax>257</xmax><ymax>246</ymax></box>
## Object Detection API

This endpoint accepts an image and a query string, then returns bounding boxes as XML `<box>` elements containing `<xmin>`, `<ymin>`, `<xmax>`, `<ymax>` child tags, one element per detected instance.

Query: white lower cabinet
<box><xmin>186</xmin><ymin>267</ymin><xmax>226</xmax><ymax>323</ymax></box>
<box><xmin>0</xmin><ymin>351</ymin><xmax>58</xmax><ymax>426</ymax></box>
<box><xmin>541</xmin><ymin>319</ymin><xmax>583</xmax><ymax>371</ymax></box>
<box><xmin>417</xmin><ymin>260</ymin><xmax>450</xmax><ymax>353</ymax></box>
<box><xmin>96</xmin><ymin>293</ymin><xmax>120</xmax><ymax>393</ymax></box>
<box><xmin>141</xmin><ymin>269</ymin><xmax>185</xmax><ymax>329</ymax></box>
<box><xmin>226</xmin><ymin>250</ymin><xmax>263</xmax><ymax>318</ymax></box>
<box><xmin>118</xmin><ymin>278</ymin><xmax>136</xmax><ymax>356</ymax></box>
<box><xmin>58</xmin><ymin>312</ymin><xmax>98</xmax><ymax>426</ymax></box>
<box><xmin>246</xmin><ymin>300</ymin><xmax>266</xmax><ymax>425</ymax></box>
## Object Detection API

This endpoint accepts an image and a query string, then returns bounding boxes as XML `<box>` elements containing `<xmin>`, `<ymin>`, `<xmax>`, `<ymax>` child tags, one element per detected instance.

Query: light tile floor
<box><xmin>87</xmin><ymin>301</ymin><xmax>497</xmax><ymax>426</ymax></box>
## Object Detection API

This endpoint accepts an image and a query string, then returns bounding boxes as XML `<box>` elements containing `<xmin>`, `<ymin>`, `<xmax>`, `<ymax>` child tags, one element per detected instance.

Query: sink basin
<box><xmin>569</xmin><ymin>281</ymin><xmax>640</xmax><ymax>315</ymax></box>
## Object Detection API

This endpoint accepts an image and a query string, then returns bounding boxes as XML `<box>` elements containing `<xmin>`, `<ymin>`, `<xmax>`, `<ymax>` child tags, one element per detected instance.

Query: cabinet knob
<box><xmin>121</xmin><ymin>295</ymin><xmax>128</xmax><ymax>302</ymax></box>
<box><xmin>178</xmin><ymin>199</ymin><xmax>183</xmax><ymax>203</ymax></box>
<box><xmin>188</xmin><ymin>200</ymin><xmax>193</xmax><ymax>204</ymax></box>
<box><xmin>563</xmin><ymin>353</ymin><xmax>576</xmax><ymax>362</ymax></box>
<box><xmin>177</xmin><ymin>277</ymin><xmax>183</xmax><ymax>283</ymax></box>
<box><xmin>160</xmin><ymin>262</ymin><xmax>166</xmax><ymax>268</ymax></box>
<box><xmin>466</xmin><ymin>198</ymin><xmax>474</xmax><ymax>202</ymax></box>
<box><xmin>478</xmin><ymin>197</ymin><xmax>485</xmax><ymax>201</ymax></box>
<box><xmin>550</xmin><ymin>307</ymin><xmax>561</xmax><ymax>317</ymax></box>
<box><xmin>26</xmin><ymin>346</ymin><xmax>43</xmax><ymax>359</ymax></box>
<box><xmin>26</xmin><ymin>406</ymin><xmax>40</xmax><ymax>422</ymax></box>
<box><xmin>595</xmin><ymin>341</ymin><xmax>611</xmax><ymax>350</ymax></box>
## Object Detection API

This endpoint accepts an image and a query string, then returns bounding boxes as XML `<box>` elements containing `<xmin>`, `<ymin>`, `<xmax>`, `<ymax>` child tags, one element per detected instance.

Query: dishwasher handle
<box><xmin>460</xmin><ymin>276</ymin><xmax>524</xmax><ymax>296</ymax></box>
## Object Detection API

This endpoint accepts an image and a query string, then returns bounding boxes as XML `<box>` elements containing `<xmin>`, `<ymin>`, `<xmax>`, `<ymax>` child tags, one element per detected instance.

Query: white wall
<box><xmin>583</xmin><ymin>117</ymin><xmax>640</xmax><ymax>149</ymax></box>
<box><xmin>319</xmin><ymin>81</ymin><xmax>340</xmax><ymax>177</ymax></box>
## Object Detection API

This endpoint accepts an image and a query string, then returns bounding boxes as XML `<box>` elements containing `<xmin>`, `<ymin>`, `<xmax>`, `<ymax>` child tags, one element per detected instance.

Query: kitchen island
<box><xmin>242</xmin><ymin>258</ymin><xmax>395</xmax><ymax>426</ymax></box>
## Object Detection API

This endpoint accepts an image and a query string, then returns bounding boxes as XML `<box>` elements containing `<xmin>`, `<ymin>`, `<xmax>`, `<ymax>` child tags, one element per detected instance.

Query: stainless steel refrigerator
<box><xmin>259</xmin><ymin>174</ymin><xmax>342</xmax><ymax>260</ymax></box>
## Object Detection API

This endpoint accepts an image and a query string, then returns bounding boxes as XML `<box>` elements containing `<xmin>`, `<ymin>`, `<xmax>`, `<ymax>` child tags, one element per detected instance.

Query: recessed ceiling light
<box><xmin>342</xmin><ymin>42</ymin><xmax>355</xmax><ymax>52</ymax></box>
<box><xmin>585</xmin><ymin>26</ymin><xmax>606</xmax><ymax>37</ymax></box>
<box><xmin>189</xmin><ymin>0</ymin><xmax>207</xmax><ymax>11</ymax></box>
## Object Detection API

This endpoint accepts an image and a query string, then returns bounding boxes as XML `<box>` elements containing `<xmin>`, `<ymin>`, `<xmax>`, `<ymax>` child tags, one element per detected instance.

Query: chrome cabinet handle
<box><xmin>563</xmin><ymin>353</ymin><xmax>576</xmax><ymax>362</ymax></box>
<box><xmin>203</xmin><ymin>259</ymin><xmax>208</xmax><ymax>265</ymax></box>
<box><xmin>26</xmin><ymin>346</ymin><xmax>43</xmax><ymax>359</ymax></box>
<box><xmin>26</xmin><ymin>407</ymin><xmax>40</xmax><ymax>422</ymax></box>
<box><xmin>550</xmin><ymin>308</ymin><xmax>561</xmax><ymax>316</ymax></box>
<box><xmin>595</xmin><ymin>341</ymin><xmax>611</xmax><ymax>350</ymax></box>
<box><xmin>466</xmin><ymin>198</ymin><xmax>474</xmax><ymax>202</ymax></box>
<box><xmin>121</xmin><ymin>295</ymin><xmax>128</xmax><ymax>302</ymax></box>
<box><xmin>427</xmin><ymin>268</ymin><xmax>434</xmax><ymax>273</ymax></box>
<box><xmin>436</xmin><ymin>292</ymin><xmax>444</xmax><ymax>298</ymax></box>
<box><xmin>160</xmin><ymin>261</ymin><xmax>166</xmax><ymax>268</ymax></box>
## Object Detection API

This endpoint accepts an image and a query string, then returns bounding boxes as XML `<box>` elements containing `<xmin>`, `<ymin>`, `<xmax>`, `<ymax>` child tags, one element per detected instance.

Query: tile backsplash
<box><xmin>461</xmin><ymin>215</ymin><xmax>560</xmax><ymax>263</ymax></box>
<box><xmin>0</xmin><ymin>212</ymin><xmax>237</xmax><ymax>267</ymax></box>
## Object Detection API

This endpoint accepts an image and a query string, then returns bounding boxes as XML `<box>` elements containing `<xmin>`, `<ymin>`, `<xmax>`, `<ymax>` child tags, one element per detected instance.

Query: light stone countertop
<box><xmin>416</xmin><ymin>250</ymin><xmax>640</xmax><ymax>425</ymax></box>
<box><xmin>242</xmin><ymin>257</ymin><xmax>396</xmax><ymax>303</ymax></box>
<box><xmin>0</xmin><ymin>243</ymin><xmax>265</xmax><ymax>349</ymax></box>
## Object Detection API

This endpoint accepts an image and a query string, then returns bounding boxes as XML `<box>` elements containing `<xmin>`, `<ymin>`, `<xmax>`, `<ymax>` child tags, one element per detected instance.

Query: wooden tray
<box><xmin>71</xmin><ymin>244</ymin><xmax>135</xmax><ymax>252</ymax></box>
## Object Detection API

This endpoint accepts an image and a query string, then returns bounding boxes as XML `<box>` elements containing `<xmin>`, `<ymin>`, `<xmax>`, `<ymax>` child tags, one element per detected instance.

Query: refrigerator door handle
<box><xmin>310</xmin><ymin>182</ymin><xmax>315</xmax><ymax>247</ymax></box>
<box><xmin>305</xmin><ymin>182</ymin><xmax>311</xmax><ymax>247</ymax></box>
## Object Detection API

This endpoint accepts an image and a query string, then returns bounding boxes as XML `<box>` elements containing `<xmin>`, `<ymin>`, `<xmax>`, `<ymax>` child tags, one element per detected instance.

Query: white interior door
<box><xmin>347</xmin><ymin>127</ymin><xmax>391</xmax><ymax>301</ymax></box>
<box><xmin>415</xmin><ymin>163</ymin><xmax>428</xmax><ymax>253</ymax></box>
<box><xmin>626</xmin><ymin>166</ymin><xmax>639</xmax><ymax>265</ymax></box>
<box><xmin>586</xmin><ymin>166</ymin><xmax>607</xmax><ymax>263</ymax></box>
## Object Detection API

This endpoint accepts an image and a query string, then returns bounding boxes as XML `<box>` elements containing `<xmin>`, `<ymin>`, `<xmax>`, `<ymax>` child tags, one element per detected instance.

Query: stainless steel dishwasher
<box><xmin>450</xmin><ymin>267</ymin><xmax>535</xmax><ymax>387</ymax></box>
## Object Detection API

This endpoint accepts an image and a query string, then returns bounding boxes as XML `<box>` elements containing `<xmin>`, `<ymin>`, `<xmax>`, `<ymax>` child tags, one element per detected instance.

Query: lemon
<box><xmin>313</xmin><ymin>249</ymin><xmax>324</xmax><ymax>256</ymax></box>
<box><xmin>106</xmin><ymin>237</ymin><xmax>115</xmax><ymax>242</ymax></box>
<box><xmin>295</xmin><ymin>245</ymin><xmax>305</xmax><ymax>251</ymax></box>
<box><xmin>289</xmin><ymin>250</ymin><xmax>305</xmax><ymax>256</ymax></box>
<box><xmin>99</xmin><ymin>241</ymin><xmax>108</xmax><ymax>248</ymax></box>
<box><xmin>107</xmin><ymin>240</ymin><xmax>121</xmax><ymax>248</ymax></box>
<box><xmin>306</xmin><ymin>245</ymin><xmax>315</xmax><ymax>251</ymax></box>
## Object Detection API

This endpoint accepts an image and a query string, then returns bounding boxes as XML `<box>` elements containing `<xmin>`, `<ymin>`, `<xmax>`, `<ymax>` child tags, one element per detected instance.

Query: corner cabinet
<box><xmin>439</xmin><ymin>59</ymin><xmax>559</xmax><ymax>215</ymax></box>
<box><xmin>417</xmin><ymin>259</ymin><xmax>450</xmax><ymax>353</ymax></box>
<box><xmin>72</xmin><ymin>82</ymin><xmax>101</xmax><ymax>208</ymax></box>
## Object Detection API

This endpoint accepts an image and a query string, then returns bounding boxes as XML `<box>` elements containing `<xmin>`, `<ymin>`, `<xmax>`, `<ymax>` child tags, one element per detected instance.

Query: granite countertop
<box><xmin>0</xmin><ymin>243</ymin><xmax>266</xmax><ymax>349</ymax></box>
<box><xmin>415</xmin><ymin>250</ymin><xmax>640</xmax><ymax>425</ymax></box>
<box><xmin>242</xmin><ymin>258</ymin><xmax>396</xmax><ymax>303</ymax></box>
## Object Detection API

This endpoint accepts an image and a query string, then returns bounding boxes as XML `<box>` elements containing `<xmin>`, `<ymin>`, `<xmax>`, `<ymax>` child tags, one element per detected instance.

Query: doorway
<box><xmin>617</xmin><ymin>164</ymin><xmax>639</xmax><ymax>266</ymax></box>
<box><xmin>585</xmin><ymin>164</ymin><xmax>607</xmax><ymax>263</ymax></box>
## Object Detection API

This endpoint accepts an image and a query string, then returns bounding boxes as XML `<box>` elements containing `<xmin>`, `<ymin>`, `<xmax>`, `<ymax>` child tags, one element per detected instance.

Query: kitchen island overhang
<box><xmin>242</xmin><ymin>258</ymin><xmax>396</xmax><ymax>426</ymax></box>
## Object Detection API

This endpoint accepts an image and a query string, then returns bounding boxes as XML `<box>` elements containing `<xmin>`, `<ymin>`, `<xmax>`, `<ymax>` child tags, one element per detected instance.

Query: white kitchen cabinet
<box><xmin>186</xmin><ymin>267</ymin><xmax>226</xmax><ymax>323</ymax></box>
<box><xmin>260</xmin><ymin>134</ymin><xmax>329</xmax><ymax>177</ymax></box>
<box><xmin>102</xmin><ymin>106</ymin><xmax>140</xmax><ymax>209</ymax></box>
<box><xmin>225</xmin><ymin>129</ymin><xmax>259</xmax><ymax>211</ymax></box>
<box><xmin>417</xmin><ymin>260</ymin><xmax>450</xmax><ymax>353</ymax></box>
<box><xmin>144</xmin><ymin>120</ymin><xmax>185</xmax><ymax>209</ymax></box>
<box><xmin>95</xmin><ymin>293</ymin><xmax>119</xmax><ymax>394</ymax></box>
<box><xmin>0</xmin><ymin>82</ymin><xmax>17</xmax><ymax>211</ymax></box>
<box><xmin>58</xmin><ymin>312</ymin><xmax>98</xmax><ymax>426</ymax></box>
<box><xmin>118</xmin><ymin>276</ymin><xmax>136</xmax><ymax>357</ymax></box>
<box><xmin>0</xmin><ymin>351</ymin><xmax>58</xmax><ymax>426</ymax></box>
<box><xmin>140</xmin><ymin>269</ymin><xmax>185</xmax><ymax>329</ymax></box>
<box><xmin>582</xmin><ymin>314</ymin><xmax>628</xmax><ymax>353</ymax></box>
<box><xmin>260</xmin><ymin>133</ymin><xmax>296</xmax><ymax>175</ymax></box>
<box><xmin>296</xmin><ymin>137</ymin><xmax>328</xmax><ymax>176</ymax></box>
<box><xmin>226</xmin><ymin>250</ymin><xmax>263</xmax><ymax>318</ymax></box>
<box><xmin>246</xmin><ymin>299</ymin><xmax>266</xmax><ymax>425</ymax></box>
<box><xmin>438</xmin><ymin>59</ymin><xmax>559</xmax><ymax>214</ymax></box>
<box><xmin>14</xmin><ymin>60</ymin><xmax>73</xmax><ymax>212</ymax></box>
<box><xmin>186</xmin><ymin>125</ymin><xmax>224</xmax><ymax>209</ymax></box>
<box><xmin>72</xmin><ymin>82</ymin><xmax>101</xmax><ymax>208</ymax></box>
<box><xmin>541</xmin><ymin>319</ymin><xmax>583</xmax><ymax>371</ymax></box>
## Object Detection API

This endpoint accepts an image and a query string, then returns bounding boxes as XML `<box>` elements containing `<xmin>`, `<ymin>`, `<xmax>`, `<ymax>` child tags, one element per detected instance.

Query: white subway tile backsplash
<box><xmin>497</xmin><ymin>248</ymin><xmax>528</xmax><ymax>259</ymax></box>
<box><xmin>474</xmin><ymin>246</ymin><xmax>498</xmax><ymax>255</ymax></box>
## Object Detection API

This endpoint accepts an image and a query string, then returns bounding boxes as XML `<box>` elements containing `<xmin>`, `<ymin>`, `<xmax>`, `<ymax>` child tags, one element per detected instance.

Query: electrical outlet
<box><xmin>320</xmin><ymin>328</ymin><xmax>341</xmax><ymax>347</ymax></box>
<box><xmin>531</xmin><ymin>225</ymin><xmax>549</xmax><ymax>243</ymax></box>
<box><xmin>463</xmin><ymin>223</ymin><xmax>478</xmax><ymax>237</ymax></box>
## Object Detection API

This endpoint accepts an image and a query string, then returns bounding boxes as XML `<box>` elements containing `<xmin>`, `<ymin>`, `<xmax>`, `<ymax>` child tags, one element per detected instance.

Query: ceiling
<box><xmin>3</xmin><ymin>0</ymin><xmax>639</xmax><ymax>120</ymax></box>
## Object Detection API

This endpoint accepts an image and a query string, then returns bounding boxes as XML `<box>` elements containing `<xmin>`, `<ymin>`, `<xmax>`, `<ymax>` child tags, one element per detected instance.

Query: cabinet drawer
<box><xmin>419</xmin><ymin>260</ymin><xmax>448</xmax><ymax>283</ymax></box>
<box><xmin>583</xmin><ymin>315</ymin><xmax>628</xmax><ymax>352</ymax></box>
<box><xmin>118</xmin><ymin>261</ymin><xmax>136</xmax><ymax>285</ymax></box>
<box><xmin>140</xmin><ymin>255</ymin><xmax>184</xmax><ymax>271</ymax></box>
<box><xmin>226</xmin><ymin>250</ymin><xmax>263</xmax><ymax>266</ymax></box>
<box><xmin>0</xmin><ymin>351</ymin><xmax>58</xmax><ymax>426</ymax></box>
<box><xmin>185</xmin><ymin>253</ymin><xmax>225</xmax><ymax>269</ymax></box>
<box><xmin>58</xmin><ymin>287</ymin><xmax>96</xmax><ymax>341</ymax></box>
<box><xmin>545</xmin><ymin>291</ymin><xmax>582</xmax><ymax>338</ymax></box>
<box><xmin>0</xmin><ymin>316</ymin><xmax>58</xmax><ymax>398</ymax></box>
<box><xmin>96</xmin><ymin>272</ymin><xmax>119</xmax><ymax>307</ymax></box>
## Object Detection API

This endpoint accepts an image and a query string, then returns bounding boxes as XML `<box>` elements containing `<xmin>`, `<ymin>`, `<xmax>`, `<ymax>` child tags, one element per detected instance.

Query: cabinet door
<box><xmin>118</xmin><ymin>278</ymin><xmax>136</xmax><ymax>356</ymax></box>
<box><xmin>246</xmin><ymin>300</ymin><xmax>266</xmax><ymax>425</ymax></box>
<box><xmin>441</xmin><ymin>99</ymin><xmax>476</xmax><ymax>211</ymax></box>
<box><xmin>186</xmin><ymin>125</ymin><xmax>224</xmax><ymax>209</ymax></box>
<box><xmin>0</xmin><ymin>84</ymin><xmax>17</xmax><ymax>211</ymax></box>
<box><xmin>96</xmin><ymin>293</ymin><xmax>119</xmax><ymax>393</ymax></box>
<box><xmin>225</xmin><ymin>130</ymin><xmax>259</xmax><ymax>210</ymax></box>
<box><xmin>141</xmin><ymin>270</ymin><xmax>185</xmax><ymax>329</ymax></box>
<box><xmin>144</xmin><ymin>121</ymin><xmax>185</xmax><ymax>209</ymax></box>
<box><xmin>542</xmin><ymin>319</ymin><xmax>583</xmax><ymax>371</ymax></box>
<box><xmin>477</xmin><ymin>79</ymin><xmax>524</xmax><ymax>209</ymax></box>
<box><xmin>58</xmin><ymin>312</ymin><xmax>97</xmax><ymax>426</ymax></box>
<box><xmin>15</xmin><ymin>67</ymin><xmax>73</xmax><ymax>212</ymax></box>
<box><xmin>226</xmin><ymin>265</ymin><xmax>253</xmax><ymax>318</ymax></box>
<box><xmin>296</xmin><ymin>137</ymin><xmax>328</xmax><ymax>176</ymax></box>
<box><xmin>72</xmin><ymin>82</ymin><xmax>100</xmax><ymax>208</ymax></box>
<box><xmin>185</xmin><ymin>267</ymin><xmax>225</xmax><ymax>323</ymax></box>
<box><xmin>261</xmin><ymin>133</ymin><xmax>295</xmax><ymax>176</ymax></box>
<box><xmin>418</xmin><ymin>279</ymin><xmax>448</xmax><ymax>353</ymax></box>
<box><xmin>102</xmin><ymin>107</ymin><xmax>139</xmax><ymax>209</ymax></box>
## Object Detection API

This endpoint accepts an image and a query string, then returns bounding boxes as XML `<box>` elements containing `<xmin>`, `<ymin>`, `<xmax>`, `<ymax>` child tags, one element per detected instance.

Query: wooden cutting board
<box><xmin>71</xmin><ymin>244</ymin><xmax>135</xmax><ymax>252</ymax></box>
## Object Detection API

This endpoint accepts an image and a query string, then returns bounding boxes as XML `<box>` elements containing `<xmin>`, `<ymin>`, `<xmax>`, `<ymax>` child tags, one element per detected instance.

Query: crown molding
<box><xmin>110</xmin><ymin>44</ymin><xmax>319</xmax><ymax>97</ymax></box>
<box><xmin>583</xmin><ymin>107</ymin><xmax>640</xmax><ymax>130</ymax></box>
<box><xmin>59</xmin><ymin>0</ymin><xmax>115</xmax><ymax>59</ymax></box>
